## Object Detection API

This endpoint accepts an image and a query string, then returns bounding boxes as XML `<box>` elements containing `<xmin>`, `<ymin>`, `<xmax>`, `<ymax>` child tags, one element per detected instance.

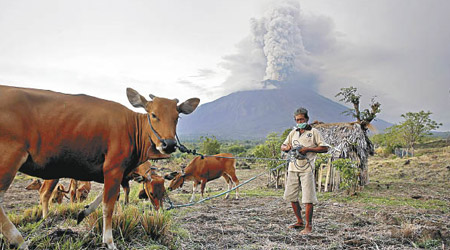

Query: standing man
<box><xmin>281</xmin><ymin>107</ymin><xmax>329</xmax><ymax>234</ymax></box>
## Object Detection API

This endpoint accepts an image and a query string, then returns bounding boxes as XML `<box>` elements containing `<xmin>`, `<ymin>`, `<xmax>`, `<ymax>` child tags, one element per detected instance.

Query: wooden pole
<box><xmin>324</xmin><ymin>160</ymin><xmax>332</xmax><ymax>192</ymax></box>
<box><xmin>317</xmin><ymin>164</ymin><xmax>325</xmax><ymax>192</ymax></box>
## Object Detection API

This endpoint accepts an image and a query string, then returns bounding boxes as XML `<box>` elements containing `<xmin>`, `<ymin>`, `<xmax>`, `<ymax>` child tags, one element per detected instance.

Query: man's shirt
<box><xmin>283</xmin><ymin>128</ymin><xmax>330</xmax><ymax>172</ymax></box>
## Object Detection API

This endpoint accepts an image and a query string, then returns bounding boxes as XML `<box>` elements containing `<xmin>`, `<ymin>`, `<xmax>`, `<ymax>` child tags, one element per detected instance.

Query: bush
<box><xmin>333</xmin><ymin>158</ymin><xmax>359</xmax><ymax>194</ymax></box>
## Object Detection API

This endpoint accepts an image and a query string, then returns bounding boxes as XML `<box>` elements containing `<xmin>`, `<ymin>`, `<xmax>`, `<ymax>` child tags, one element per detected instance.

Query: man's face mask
<box><xmin>296</xmin><ymin>123</ymin><xmax>307</xmax><ymax>129</ymax></box>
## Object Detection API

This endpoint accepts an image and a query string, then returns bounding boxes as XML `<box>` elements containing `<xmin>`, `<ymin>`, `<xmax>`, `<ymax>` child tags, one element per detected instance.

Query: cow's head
<box><xmin>25</xmin><ymin>179</ymin><xmax>42</xmax><ymax>190</ymax></box>
<box><xmin>136</xmin><ymin>173</ymin><xmax>166</xmax><ymax>210</ymax></box>
<box><xmin>52</xmin><ymin>184</ymin><xmax>68</xmax><ymax>204</ymax></box>
<box><xmin>126</xmin><ymin>88</ymin><xmax>200</xmax><ymax>154</ymax></box>
<box><xmin>77</xmin><ymin>187</ymin><xmax>90</xmax><ymax>202</ymax></box>
<box><xmin>167</xmin><ymin>172</ymin><xmax>185</xmax><ymax>191</ymax></box>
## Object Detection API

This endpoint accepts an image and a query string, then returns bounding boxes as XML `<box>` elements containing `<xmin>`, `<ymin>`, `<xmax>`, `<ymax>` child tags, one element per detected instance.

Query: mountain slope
<box><xmin>178</xmin><ymin>86</ymin><xmax>391</xmax><ymax>139</ymax></box>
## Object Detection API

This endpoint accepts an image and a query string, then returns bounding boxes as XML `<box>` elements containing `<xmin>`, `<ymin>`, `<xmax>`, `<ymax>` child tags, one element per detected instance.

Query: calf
<box><xmin>167</xmin><ymin>153</ymin><xmax>239</xmax><ymax>202</ymax></box>
<box><xmin>67</xmin><ymin>179</ymin><xmax>92</xmax><ymax>203</ymax></box>
<box><xmin>25</xmin><ymin>178</ymin><xmax>91</xmax><ymax>218</ymax></box>
<box><xmin>122</xmin><ymin>161</ymin><xmax>166</xmax><ymax>209</ymax></box>
<box><xmin>77</xmin><ymin>162</ymin><xmax>167</xmax><ymax>224</ymax></box>
<box><xmin>25</xmin><ymin>179</ymin><xmax>69</xmax><ymax>216</ymax></box>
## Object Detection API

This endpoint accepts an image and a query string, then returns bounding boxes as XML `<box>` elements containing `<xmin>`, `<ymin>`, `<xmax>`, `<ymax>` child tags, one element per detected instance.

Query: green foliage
<box><xmin>397</xmin><ymin>111</ymin><xmax>442</xmax><ymax>153</ymax></box>
<box><xmin>371</xmin><ymin>125</ymin><xmax>405</xmax><ymax>155</ymax></box>
<box><xmin>314</xmin><ymin>154</ymin><xmax>330</xmax><ymax>169</ymax></box>
<box><xmin>252</xmin><ymin>132</ymin><xmax>285</xmax><ymax>170</ymax></box>
<box><xmin>333</xmin><ymin>158</ymin><xmax>359</xmax><ymax>194</ymax></box>
<box><xmin>199</xmin><ymin>135</ymin><xmax>221</xmax><ymax>155</ymax></box>
<box><xmin>335</xmin><ymin>86</ymin><xmax>381</xmax><ymax>129</ymax></box>
<box><xmin>224</xmin><ymin>144</ymin><xmax>247</xmax><ymax>156</ymax></box>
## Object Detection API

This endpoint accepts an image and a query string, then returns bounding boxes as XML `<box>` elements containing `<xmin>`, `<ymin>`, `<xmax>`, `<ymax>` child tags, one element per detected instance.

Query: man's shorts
<box><xmin>283</xmin><ymin>170</ymin><xmax>318</xmax><ymax>204</ymax></box>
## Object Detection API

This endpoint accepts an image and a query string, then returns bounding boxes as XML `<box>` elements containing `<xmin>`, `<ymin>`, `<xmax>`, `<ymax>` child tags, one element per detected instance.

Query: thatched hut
<box><xmin>312</xmin><ymin>122</ymin><xmax>374</xmax><ymax>186</ymax></box>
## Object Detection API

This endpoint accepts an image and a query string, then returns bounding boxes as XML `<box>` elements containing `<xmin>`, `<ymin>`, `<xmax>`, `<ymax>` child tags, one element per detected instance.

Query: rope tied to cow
<box><xmin>164</xmin><ymin>135</ymin><xmax>317</xmax><ymax>210</ymax></box>
<box><xmin>165</xmin><ymin>159</ymin><xmax>288</xmax><ymax>210</ymax></box>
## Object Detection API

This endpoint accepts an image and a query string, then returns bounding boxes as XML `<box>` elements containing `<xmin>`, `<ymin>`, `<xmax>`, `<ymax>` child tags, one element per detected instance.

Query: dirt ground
<box><xmin>167</xmin><ymin>168</ymin><xmax>449</xmax><ymax>250</ymax></box>
<box><xmin>3</xmin><ymin>149</ymin><xmax>450</xmax><ymax>250</ymax></box>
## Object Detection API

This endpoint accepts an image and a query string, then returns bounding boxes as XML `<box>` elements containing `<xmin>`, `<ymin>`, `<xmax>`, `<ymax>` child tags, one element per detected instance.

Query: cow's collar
<box><xmin>147</xmin><ymin>113</ymin><xmax>163</xmax><ymax>144</ymax></box>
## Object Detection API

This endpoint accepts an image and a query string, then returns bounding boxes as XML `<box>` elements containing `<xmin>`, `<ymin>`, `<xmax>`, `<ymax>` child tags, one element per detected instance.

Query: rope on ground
<box><xmin>165</xmin><ymin>160</ymin><xmax>288</xmax><ymax>210</ymax></box>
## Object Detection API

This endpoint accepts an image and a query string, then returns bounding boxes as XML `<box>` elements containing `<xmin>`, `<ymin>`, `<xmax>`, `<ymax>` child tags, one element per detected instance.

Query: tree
<box><xmin>226</xmin><ymin>144</ymin><xmax>247</xmax><ymax>156</ymax></box>
<box><xmin>335</xmin><ymin>86</ymin><xmax>381</xmax><ymax>130</ymax></box>
<box><xmin>200</xmin><ymin>136</ymin><xmax>221</xmax><ymax>155</ymax></box>
<box><xmin>252</xmin><ymin>131</ymin><xmax>288</xmax><ymax>189</ymax></box>
<box><xmin>397</xmin><ymin>111</ymin><xmax>442</xmax><ymax>155</ymax></box>
<box><xmin>371</xmin><ymin>125</ymin><xmax>405</xmax><ymax>155</ymax></box>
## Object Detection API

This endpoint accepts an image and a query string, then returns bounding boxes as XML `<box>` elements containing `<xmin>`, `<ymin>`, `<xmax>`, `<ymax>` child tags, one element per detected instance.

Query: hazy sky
<box><xmin>1</xmin><ymin>0</ymin><xmax>449</xmax><ymax>131</ymax></box>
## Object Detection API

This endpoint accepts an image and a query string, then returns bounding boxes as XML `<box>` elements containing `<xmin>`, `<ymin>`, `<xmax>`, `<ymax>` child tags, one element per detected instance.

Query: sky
<box><xmin>0</xmin><ymin>0</ymin><xmax>449</xmax><ymax>131</ymax></box>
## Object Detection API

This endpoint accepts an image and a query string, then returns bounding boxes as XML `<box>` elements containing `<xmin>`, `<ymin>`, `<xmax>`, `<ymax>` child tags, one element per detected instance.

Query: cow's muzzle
<box><xmin>161</xmin><ymin>139</ymin><xmax>177</xmax><ymax>154</ymax></box>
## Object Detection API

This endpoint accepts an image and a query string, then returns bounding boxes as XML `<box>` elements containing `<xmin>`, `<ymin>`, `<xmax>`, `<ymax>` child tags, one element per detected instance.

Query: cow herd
<box><xmin>0</xmin><ymin>85</ymin><xmax>239</xmax><ymax>249</ymax></box>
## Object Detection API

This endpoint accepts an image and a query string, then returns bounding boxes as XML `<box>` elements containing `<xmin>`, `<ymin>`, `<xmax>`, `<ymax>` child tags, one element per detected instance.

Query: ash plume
<box><xmin>255</xmin><ymin>0</ymin><xmax>307</xmax><ymax>82</ymax></box>
<box><xmin>220</xmin><ymin>0</ymin><xmax>337</xmax><ymax>94</ymax></box>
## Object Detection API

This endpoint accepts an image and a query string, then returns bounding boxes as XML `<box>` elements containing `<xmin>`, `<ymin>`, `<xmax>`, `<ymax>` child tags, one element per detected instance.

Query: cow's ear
<box><xmin>177</xmin><ymin>98</ymin><xmax>200</xmax><ymax>114</ymax></box>
<box><xmin>127</xmin><ymin>88</ymin><xmax>149</xmax><ymax>108</ymax></box>
<box><xmin>164</xmin><ymin>172</ymin><xmax>178</xmax><ymax>180</ymax></box>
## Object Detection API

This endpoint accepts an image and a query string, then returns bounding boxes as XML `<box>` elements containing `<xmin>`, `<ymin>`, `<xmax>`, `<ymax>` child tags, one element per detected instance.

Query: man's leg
<box><xmin>284</xmin><ymin>171</ymin><xmax>303</xmax><ymax>229</ymax></box>
<box><xmin>289</xmin><ymin>201</ymin><xmax>304</xmax><ymax>229</ymax></box>
<box><xmin>299</xmin><ymin>170</ymin><xmax>318</xmax><ymax>234</ymax></box>
<box><xmin>300</xmin><ymin>203</ymin><xmax>313</xmax><ymax>234</ymax></box>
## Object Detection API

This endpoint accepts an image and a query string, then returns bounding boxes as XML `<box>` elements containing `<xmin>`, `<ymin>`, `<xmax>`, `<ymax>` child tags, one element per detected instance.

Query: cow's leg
<box><xmin>121</xmin><ymin>180</ymin><xmax>130</xmax><ymax>204</ymax></box>
<box><xmin>189</xmin><ymin>181</ymin><xmax>199</xmax><ymax>202</ymax></box>
<box><xmin>200</xmin><ymin>179</ymin><xmax>207</xmax><ymax>199</ymax></box>
<box><xmin>102</xmin><ymin>169</ymin><xmax>123</xmax><ymax>250</ymax></box>
<box><xmin>77</xmin><ymin>192</ymin><xmax>103</xmax><ymax>224</ymax></box>
<box><xmin>69</xmin><ymin>179</ymin><xmax>78</xmax><ymax>203</ymax></box>
<box><xmin>40</xmin><ymin>179</ymin><xmax>59</xmax><ymax>218</ymax></box>
<box><xmin>230</xmin><ymin>173</ymin><xmax>240</xmax><ymax>199</ymax></box>
<box><xmin>0</xmin><ymin>148</ymin><xmax>29</xmax><ymax>249</ymax></box>
<box><xmin>222</xmin><ymin>174</ymin><xmax>232</xmax><ymax>199</ymax></box>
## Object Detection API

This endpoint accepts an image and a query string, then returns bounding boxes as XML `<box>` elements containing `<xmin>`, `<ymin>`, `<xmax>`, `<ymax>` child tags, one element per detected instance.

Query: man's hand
<box><xmin>281</xmin><ymin>144</ymin><xmax>291</xmax><ymax>152</ymax></box>
<box><xmin>298</xmin><ymin>147</ymin><xmax>309</xmax><ymax>155</ymax></box>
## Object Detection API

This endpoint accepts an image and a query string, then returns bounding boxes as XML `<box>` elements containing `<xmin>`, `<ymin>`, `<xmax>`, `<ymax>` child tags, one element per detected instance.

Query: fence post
<box><xmin>324</xmin><ymin>159</ymin><xmax>332</xmax><ymax>192</ymax></box>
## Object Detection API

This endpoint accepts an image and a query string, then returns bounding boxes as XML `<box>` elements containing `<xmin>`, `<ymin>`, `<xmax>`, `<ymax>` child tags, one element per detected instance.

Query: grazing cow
<box><xmin>67</xmin><ymin>179</ymin><xmax>92</xmax><ymax>203</ymax></box>
<box><xmin>0</xmin><ymin>85</ymin><xmax>199</xmax><ymax>249</ymax></box>
<box><xmin>119</xmin><ymin>161</ymin><xmax>166</xmax><ymax>210</ymax></box>
<box><xmin>167</xmin><ymin>153</ymin><xmax>239</xmax><ymax>202</ymax></box>
<box><xmin>25</xmin><ymin>179</ymin><xmax>69</xmax><ymax>206</ymax></box>
<box><xmin>25</xmin><ymin>178</ymin><xmax>91</xmax><ymax>218</ymax></box>
<box><xmin>77</xmin><ymin>163</ymin><xmax>167</xmax><ymax>224</ymax></box>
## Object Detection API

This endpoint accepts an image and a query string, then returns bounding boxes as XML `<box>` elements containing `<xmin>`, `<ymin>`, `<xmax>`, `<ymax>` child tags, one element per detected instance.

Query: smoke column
<box><xmin>251</xmin><ymin>0</ymin><xmax>307</xmax><ymax>82</ymax></box>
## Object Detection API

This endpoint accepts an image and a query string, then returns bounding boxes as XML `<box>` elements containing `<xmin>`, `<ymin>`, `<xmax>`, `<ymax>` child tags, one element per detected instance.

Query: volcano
<box><xmin>177</xmin><ymin>85</ymin><xmax>391</xmax><ymax>140</ymax></box>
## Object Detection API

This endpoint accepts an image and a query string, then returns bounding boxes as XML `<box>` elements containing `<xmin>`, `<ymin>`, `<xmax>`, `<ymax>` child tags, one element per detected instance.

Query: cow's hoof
<box><xmin>77</xmin><ymin>211</ymin><xmax>86</xmax><ymax>225</ymax></box>
<box><xmin>11</xmin><ymin>240</ymin><xmax>29</xmax><ymax>250</ymax></box>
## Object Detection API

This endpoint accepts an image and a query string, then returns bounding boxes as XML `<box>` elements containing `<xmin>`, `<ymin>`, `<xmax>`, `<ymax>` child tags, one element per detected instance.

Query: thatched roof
<box><xmin>312</xmin><ymin>122</ymin><xmax>374</xmax><ymax>165</ymax></box>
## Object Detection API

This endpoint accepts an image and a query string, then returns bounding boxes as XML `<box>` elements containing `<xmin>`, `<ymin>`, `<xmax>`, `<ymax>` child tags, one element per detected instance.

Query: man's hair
<box><xmin>294</xmin><ymin>107</ymin><xmax>309</xmax><ymax>120</ymax></box>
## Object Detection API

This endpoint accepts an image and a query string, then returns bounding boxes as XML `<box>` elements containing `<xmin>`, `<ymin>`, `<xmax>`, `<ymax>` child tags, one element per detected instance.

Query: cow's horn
<box><xmin>149</xmin><ymin>94</ymin><xmax>156</xmax><ymax>100</ymax></box>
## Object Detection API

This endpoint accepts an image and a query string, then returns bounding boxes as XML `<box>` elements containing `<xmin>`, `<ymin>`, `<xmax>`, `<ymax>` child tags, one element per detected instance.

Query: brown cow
<box><xmin>67</xmin><ymin>179</ymin><xmax>92</xmax><ymax>203</ymax></box>
<box><xmin>122</xmin><ymin>161</ymin><xmax>166</xmax><ymax>210</ymax></box>
<box><xmin>167</xmin><ymin>153</ymin><xmax>239</xmax><ymax>202</ymax></box>
<box><xmin>78</xmin><ymin>161</ymin><xmax>167</xmax><ymax>224</ymax></box>
<box><xmin>25</xmin><ymin>179</ymin><xmax>69</xmax><ymax>206</ymax></box>
<box><xmin>25</xmin><ymin>178</ymin><xmax>91</xmax><ymax>218</ymax></box>
<box><xmin>0</xmin><ymin>85</ymin><xmax>199</xmax><ymax>249</ymax></box>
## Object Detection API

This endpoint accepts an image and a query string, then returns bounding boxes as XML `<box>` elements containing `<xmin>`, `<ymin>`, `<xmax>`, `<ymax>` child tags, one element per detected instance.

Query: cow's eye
<box><xmin>151</xmin><ymin>113</ymin><xmax>157</xmax><ymax>119</ymax></box>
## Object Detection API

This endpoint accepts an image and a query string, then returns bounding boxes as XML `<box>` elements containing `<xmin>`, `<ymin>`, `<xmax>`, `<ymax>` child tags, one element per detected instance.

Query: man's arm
<box><xmin>281</xmin><ymin>143</ymin><xmax>292</xmax><ymax>152</ymax></box>
<box><xmin>298</xmin><ymin>146</ymin><xmax>329</xmax><ymax>155</ymax></box>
